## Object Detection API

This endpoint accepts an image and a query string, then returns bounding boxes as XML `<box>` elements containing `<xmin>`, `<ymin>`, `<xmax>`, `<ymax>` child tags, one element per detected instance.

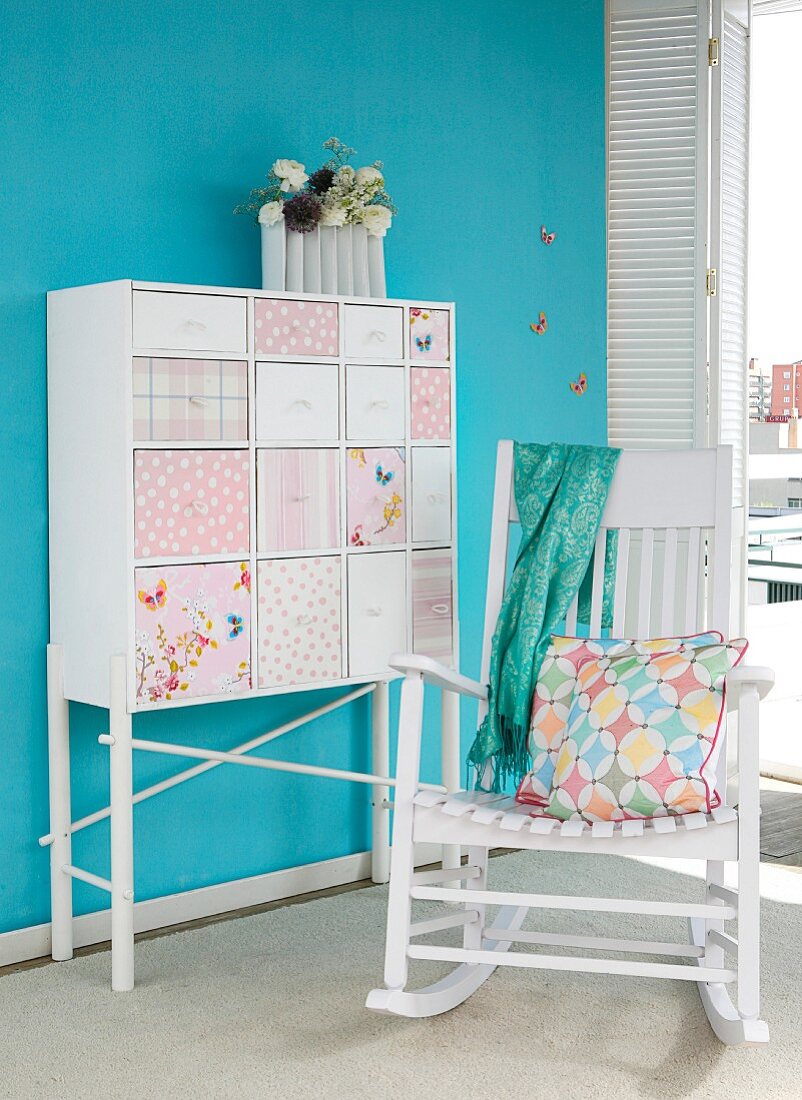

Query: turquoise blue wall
<box><xmin>0</xmin><ymin>0</ymin><xmax>606</xmax><ymax>934</ymax></box>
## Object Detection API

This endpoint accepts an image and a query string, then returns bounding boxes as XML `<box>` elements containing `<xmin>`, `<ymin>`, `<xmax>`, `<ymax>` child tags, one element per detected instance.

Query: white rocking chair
<box><xmin>367</xmin><ymin>442</ymin><xmax>774</xmax><ymax>1046</ymax></box>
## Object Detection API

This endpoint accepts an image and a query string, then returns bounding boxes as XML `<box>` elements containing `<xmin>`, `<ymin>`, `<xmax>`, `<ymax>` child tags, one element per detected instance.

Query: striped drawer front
<box><xmin>132</xmin><ymin>357</ymin><xmax>248</xmax><ymax>441</ymax></box>
<box><xmin>257</xmin><ymin>448</ymin><xmax>339</xmax><ymax>552</ymax></box>
<box><xmin>412</xmin><ymin>549</ymin><xmax>453</xmax><ymax>662</ymax></box>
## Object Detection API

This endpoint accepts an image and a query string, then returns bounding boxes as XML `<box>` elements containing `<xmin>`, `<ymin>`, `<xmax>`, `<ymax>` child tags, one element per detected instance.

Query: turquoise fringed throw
<box><xmin>468</xmin><ymin>442</ymin><xmax>621</xmax><ymax>791</ymax></box>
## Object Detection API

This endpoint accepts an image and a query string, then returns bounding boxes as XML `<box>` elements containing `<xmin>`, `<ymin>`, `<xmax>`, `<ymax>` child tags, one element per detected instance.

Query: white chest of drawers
<box><xmin>43</xmin><ymin>281</ymin><xmax>460</xmax><ymax>990</ymax></box>
<box><xmin>46</xmin><ymin>280</ymin><xmax>458</xmax><ymax>712</ymax></box>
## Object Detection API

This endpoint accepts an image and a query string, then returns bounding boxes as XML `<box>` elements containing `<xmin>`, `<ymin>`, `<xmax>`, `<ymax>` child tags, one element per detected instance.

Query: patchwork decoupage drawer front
<box><xmin>410</xmin><ymin>307</ymin><xmax>450</xmax><ymax>361</ymax></box>
<box><xmin>412</xmin><ymin>549</ymin><xmax>454</xmax><ymax>663</ymax></box>
<box><xmin>346</xmin><ymin>364</ymin><xmax>405</xmax><ymax>440</ymax></box>
<box><xmin>257</xmin><ymin>448</ymin><xmax>339</xmax><ymax>552</ymax></box>
<box><xmin>255</xmin><ymin>362</ymin><xmax>339</xmax><ymax>440</ymax></box>
<box><xmin>346</xmin><ymin>446</ymin><xmax>406</xmax><ymax>547</ymax></box>
<box><xmin>132</xmin><ymin>357</ymin><xmax>248</xmax><ymax>442</ymax></box>
<box><xmin>254</xmin><ymin>298</ymin><xmax>339</xmax><ymax>357</ymax></box>
<box><xmin>343</xmin><ymin>304</ymin><xmax>403</xmax><ymax>359</ymax></box>
<box><xmin>134</xmin><ymin>449</ymin><xmax>250</xmax><ymax>558</ymax></box>
<box><xmin>347</xmin><ymin>551</ymin><xmax>407</xmax><ymax>676</ymax></box>
<box><xmin>410</xmin><ymin>367</ymin><xmax>451</xmax><ymax>441</ymax></box>
<box><xmin>257</xmin><ymin>556</ymin><xmax>342</xmax><ymax>687</ymax></box>
<box><xmin>134</xmin><ymin>561</ymin><xmax>251</xmax><ymax>704</ymax></box>
<box><xmin>411</xmin><ymin>447</ymin><xmax>451</xmax><ymax>543</ymax></box>
<box><xmin>132</xmin><ymin>291</ymin><xmax>247</xmax><ymax>354</ymax></box>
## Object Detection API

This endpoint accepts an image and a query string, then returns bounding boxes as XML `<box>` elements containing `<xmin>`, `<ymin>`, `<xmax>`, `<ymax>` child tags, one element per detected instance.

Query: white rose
<box><xmin>319</xmin><ymin>203</ymin><xmax>348</xmax><ymax>228</ymax></box>
<box><xmin>272</xmin><ymin>158</ymin><xmax>308</xmax><ymax>192</ymax></box>
<box><xmin>360</xmin><ymin>205</ymin><xmax>393</xmax><ymax>237</ymax></box>
<box><xmin>355</xmin><ymin>166</ymin><xmax>384</xmax><ymax>187</ymax></box>
<box><xmin>257</xmin><ymin>201</ymin><xmax>284</xmax><ymax>227</ymax></box>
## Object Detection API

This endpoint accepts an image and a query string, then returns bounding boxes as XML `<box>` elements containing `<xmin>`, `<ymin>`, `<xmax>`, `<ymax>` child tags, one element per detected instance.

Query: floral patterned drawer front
<box><xmin>254</xmin><ymin>298</ymin><xmax>339</xmax><ymax>357</ymax></box>
<box><xmin>132</xmin><ymin>358</ymin><xmax>248</xmax><ymax>442</ymax></box>
<box><xmin>346</xmin><ymin>447</ymin><xmax>406</xmax><ymax>547</ymax></box>
<box><xmin>134</xmin><ymin>449</ymin><xmax>250</xmax><ymax>558</ymax></box>
<box><xmin>410</xmin><ymin>368</ymin><xmax>451</xmax><ymax>440</ymax></box>
<box><xmin>134</xmin><ymin>561</ymin><xmax>251</xmax><ymax>704</ymax></box>
<box><xmin>412</xmin><ymin>549</ymin><xmax>453</xmax><ymax>662</ymax></box>
<box><xmin>257</xmin><ymin>448</ymin><xmax>339</xmax><ymax>552</ymax></box>
<box><xmin>257</xmin><ymin>557</ymin><xmax>342</xmax><ymax>687</ymax></box>
<box><xmin>410</xmin><ymin>307</ymin><xmax>449</xmax><ymax>361</ymax></box>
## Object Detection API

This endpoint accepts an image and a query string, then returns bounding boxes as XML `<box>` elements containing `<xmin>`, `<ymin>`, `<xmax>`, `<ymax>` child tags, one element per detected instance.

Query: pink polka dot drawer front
<box><xmin>134</xmin><ymin>449</ymin><xmax>250</xmax><ymax>558</ymax></box>
<box><xmin>257</xmin><ymin>556</ymin><xmax>342</xmax><ymax>687</ymax></box>
<box><xmin>254</xmin><ymin>299</ymin><xmax>339</xmax><ymax>357</ymax></box>
<box><xmin>411</xmin><ymin>368</ymin><xmax>451</xmax><ymax>440</ymax></box>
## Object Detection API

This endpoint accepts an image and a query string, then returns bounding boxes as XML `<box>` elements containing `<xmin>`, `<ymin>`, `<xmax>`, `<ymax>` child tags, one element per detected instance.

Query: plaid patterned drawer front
<box><xmin>412</xmin><ymin>549</ymin><xmax>453</xmax><ymax>662</ymax></box>
<box><xmin>132</xmin><ymin>358</ymin><xmax>248</xmax><ymax>441</ymax></box>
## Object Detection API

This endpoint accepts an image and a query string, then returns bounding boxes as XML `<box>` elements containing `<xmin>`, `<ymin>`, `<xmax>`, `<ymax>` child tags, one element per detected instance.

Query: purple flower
<box><xmin>307</xmin><ymin>167</ymin><xmax>335</xmax><ymax>195</ymax></box>
<box><xmin>283</xmin><ymin>192</ymin><xmax>323</xmax><ymax>234</ymax></box>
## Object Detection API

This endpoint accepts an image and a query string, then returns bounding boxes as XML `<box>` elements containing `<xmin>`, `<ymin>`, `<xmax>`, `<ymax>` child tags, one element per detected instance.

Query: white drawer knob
<box><xmin>366</xmin><ymin>605</ymin><xmax>383</xmax><ymax>617</ymax></box>
<box><xmin>370</xmin><ymin>399</ymin><xmax>390</xmax><ymax>410</ymax></box>
<box><xmin>189</xmin><ymin>395</ymin><xmax>210</xmax><ymax>407</ymax></box>
<box><xmin>432</xmin><ymin>604</ymin><xmax>450</xmax><ymax>615</ymax></box>
<box><xmin>369</xmin><ymin>329</ymin><xmax>387</xmax><ymax>342</ymax></box>
<box><xmin>293</xmin><ymin>494</ymin><xmax>311</xmax><ymax>502</ymax></box>
<box><xmin>292</xmin><ymin>319</ymin><xmax>310</xmax><ymax>335</ymax></box>
<box><xmin>427</xmin><ymin>492</ymin><xmax>447</xmax><ymax>504</ymax></box>
<box><xmin>297</xmin><ymin>614</ymin><xmax>313</xmax><ymax>625</ymax></box>
<box><xmin>190</xmin><ymin>499</ymin><xmax>208</xmax><ymax>516</ymax></box>
<box><xmin>184</xmin><ymin>319</ymin><xmax>208</xmax><ymax>332</ymax></box>
<box><xmin>292</xmin><ymin>398</ymin><xmax>314</xmax><ymax>410</ymax></box>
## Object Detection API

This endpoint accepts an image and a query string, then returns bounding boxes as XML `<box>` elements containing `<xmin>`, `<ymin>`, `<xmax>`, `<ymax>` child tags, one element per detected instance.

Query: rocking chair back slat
<box><xmin>636</xmin><ymin>527</ymin><xmax>655</xmax><ymax>637</ymax></box>
<box><xmin>565</xmin><ymin>594</ymin><xmax>579</xmax><ymax>635</ymax></box>
<box><xmin>685</xmin><ymin>526</ymin><xmax>702</xmax><ymax>634</ymax></box>
<box><xmin>612</xmin><ymin>527</ymin><xmax>631</xmax><ymax>636</ymax></box>
<box><xmin>588</xmin><ymin>529</ymin><xmax>607</xmax><ymax>636</ymax></box>
<box><xmin>660</xmin><ymin>527</ymin><xmax>679</xmax><ymax>634</ymax></box>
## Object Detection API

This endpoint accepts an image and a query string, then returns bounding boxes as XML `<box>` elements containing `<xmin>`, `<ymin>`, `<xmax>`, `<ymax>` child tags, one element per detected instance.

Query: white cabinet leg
<box><xmin>441</xmin><ymin>688</ymin><xmax>461</xmax><ymax>871</ymax></box>
<box><xmin>371</xmin><ymin>681</ymin><xmax>390</xmax><ymax>884</ymax></box>
<box><xmin>47</xmin><ymin>644</ymin><xmax>73</xmax><ymax>962</ymax></box>
<box><xmin>109</xmin><ymin>654</ymin><xmax>134</xmax><ymax>992</ymax></box>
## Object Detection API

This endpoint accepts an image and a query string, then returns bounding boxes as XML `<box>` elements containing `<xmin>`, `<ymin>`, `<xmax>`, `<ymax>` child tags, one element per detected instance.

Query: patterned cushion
<box><xmin>544</xmin><ymin>639</ymin><xmax>747</xmax><ymax>822</ymax></box>
<box><xmin>516</xmin><ymin>632</ymin><xmax>722</xmax><ymax>807</ymax></box>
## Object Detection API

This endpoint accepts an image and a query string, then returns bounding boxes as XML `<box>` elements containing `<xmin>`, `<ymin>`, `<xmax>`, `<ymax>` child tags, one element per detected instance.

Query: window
<box><xmin>784</xmin><ymin>371</ymin><xmax>791</xmax><ymax>379</ymax></box>
<box><xmin>785</xmin><ymin>384</ymin><xmax>791</xmax><ymax>391</ymax></box>
<box><xmin>785</xmin><ymin>397</ymin><xmax>791</xmax><ymax>403</ymax></box>
<box><xmin>789</xmin><ymin>499</ymin><xmax>802</xmax><ymax>509</ymax></box>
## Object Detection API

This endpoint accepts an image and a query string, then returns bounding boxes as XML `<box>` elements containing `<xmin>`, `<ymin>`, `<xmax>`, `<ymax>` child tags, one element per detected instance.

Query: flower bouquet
<box><xmin>235</xmin><ymin>137</ymin><xmax>397</xmax><ymax>298</ymax></box>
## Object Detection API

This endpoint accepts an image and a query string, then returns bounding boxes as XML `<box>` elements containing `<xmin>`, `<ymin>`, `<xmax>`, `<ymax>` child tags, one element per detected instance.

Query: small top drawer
<box><xmin>133</xmin><ymin>291</ymin><xmax>247</xmax><ymax>353</ymax></box>
<box><xmin>343</xmin><ymin>304</ymin><xmax>403</xmax><ymax>359</ymax></box>
<box><xmin>255</xmin><ymin>298</ymin><xmax>339</xmax><ymax>357</ymax></box>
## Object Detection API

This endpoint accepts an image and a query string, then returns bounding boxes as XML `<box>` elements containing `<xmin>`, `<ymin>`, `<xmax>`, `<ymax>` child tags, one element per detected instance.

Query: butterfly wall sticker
<box><xmin>375</xmin><ymin>463</ymin><xmax>394</xmax><ymax>486</ymax></box>
<box><xmin>569</xmin><ymin>372</ymin><xmax>588</xmax><ymax>396</ymax></box>
<box><xmin>541</xmin><ymin>224</ymin><xmax>556</xmax><ymax>245</ymax></box>
<box><xmin>415</xmin><ymin>334</ymin><xmax>432</xmax><ymax>353</ymax></box>
<box><xmin>137</xmin><ymin>578</ymin><xmax>167</xmax><ymax>611</ymax></box>
<box><xmin>530</xmin><ymin>312</ymin><xmax>548</xmax><ymax>335</ymax></box>
<box><xmin>227</xmin><ymin>613</ymin><xmax>244</xmax><ymax>639</ymax></box>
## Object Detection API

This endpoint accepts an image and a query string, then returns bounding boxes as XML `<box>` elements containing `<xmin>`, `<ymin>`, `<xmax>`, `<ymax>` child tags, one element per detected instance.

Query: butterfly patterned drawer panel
<box><xmin>343</xmin><ymin>304</ymin><xmax>404</xmax><ymax>359</ymax></box>
<box><xmin>132</xmin><ymin>357</ymin><xmax>248</xmax><ymax>442</ymax></box>
<box><xmin>134</xmin><ymin>561</ymin><xmax>251</xmax><ymax>704</ymax></box>
<box><xmin>132</xmin><ymin>291</ymin><xmax>247</xmax><ymax>354</ymax></box>
<box><xmin>257</xmin><ymin>448</ymin><xmax>339</xmax><ymax>552</ymax></box>
<box><xmin>346</xmin><ymin>446</ymin><xmax>406</xmax><ymax>547</ymax></box>
<box><xmin>346</xmin><ymin>364</ymin><xmax>405</xmax><ymax>440</ymax></box>
<box><xmin>410</xmin><ymin>367</ymin><xmax>451</xmax><ymax>441</ymax></box>
<box><xmin>254</xmin><ymin>298</ymin><xmax>339</xmax><ymax>357</ymax></box>
<box><xmin>257</xmin><ymin>556</ymin><xmax>343</xmax><ymax>688</ymax></box>
<box><xmin>347</xmin><ymin>551</ymin><xmax>407</xmax><ymax>677</ymax></box>
<box><xmin>134</xmin><ymin>449</ymin><xmax>250</xmax><ymax>558</ymax></box>
<box><xmin>255</xmin><ymin>362</ymin><xmax>339</xmax><ymax>440</ymax></box>
<box><xmin>411</xmin><ymin>447</ymin><xmax>451</xmax><ymax>543</ymax></box>
<box><xmin>410</xmin><ymin>307</ymin><xmax>450</xmax><ymax>361</ymax></box>
<box><xmin>412</xmin><ymin>549</ymin><xmax>454</xmax><ymax>663</ymax></box>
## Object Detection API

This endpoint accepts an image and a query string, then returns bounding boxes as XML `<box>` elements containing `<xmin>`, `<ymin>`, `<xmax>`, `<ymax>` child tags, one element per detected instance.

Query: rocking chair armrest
<box><xmin>388</xmin><ymin>653</ymin><xmax>488</xmax><ymax>701</ymax></box>
<box><xmin>727</xmin><ymin>665</ymin><xmax>775</xmax><ymax>702</ymax></box>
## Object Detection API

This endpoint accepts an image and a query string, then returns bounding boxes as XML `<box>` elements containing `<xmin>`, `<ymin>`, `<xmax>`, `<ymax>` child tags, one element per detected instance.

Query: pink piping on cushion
<box><xmin>698</xmin><ymin>638</ymin><xmax>749</xmax><ymax>814</ymax></box>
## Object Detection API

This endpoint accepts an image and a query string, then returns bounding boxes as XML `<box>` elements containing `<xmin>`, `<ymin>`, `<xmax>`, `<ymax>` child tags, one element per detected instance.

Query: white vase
<box><xmin>260</xmin><ymin>223</ymin><xmax>387</xmax><ymax>297</ymax></box>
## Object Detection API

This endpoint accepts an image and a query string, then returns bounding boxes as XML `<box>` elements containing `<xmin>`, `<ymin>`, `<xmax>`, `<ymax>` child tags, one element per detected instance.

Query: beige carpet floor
<box><xmin>1</xmin><ymin>851</ymin><xmax>800</xmax><ymax>1100</ymax></box>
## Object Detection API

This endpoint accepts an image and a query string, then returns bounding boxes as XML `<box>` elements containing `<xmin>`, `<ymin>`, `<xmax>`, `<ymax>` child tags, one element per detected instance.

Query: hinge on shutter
<box><xmin>708</xmin><ymin>37</ymin><xmax>719</xmax><ymax>66</ymax></box>
<box><xmin>707</xmin><ymin>268</ymin><xmax>718</xmax><ymax>297</ymax></box>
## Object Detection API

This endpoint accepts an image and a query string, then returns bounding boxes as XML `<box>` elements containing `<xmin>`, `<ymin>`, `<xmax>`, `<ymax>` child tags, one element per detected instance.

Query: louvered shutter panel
<box><xmin>608</xmin><ymin>0</ymin><xmax>710</xmax><ymax>450</ymax></box>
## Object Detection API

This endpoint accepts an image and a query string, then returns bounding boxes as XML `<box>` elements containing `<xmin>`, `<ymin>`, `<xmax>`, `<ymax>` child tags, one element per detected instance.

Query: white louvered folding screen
<box><xmin>607</xmin><ymin>0</ymin><xmax>710</xmax><ymax>450</ymax></box>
